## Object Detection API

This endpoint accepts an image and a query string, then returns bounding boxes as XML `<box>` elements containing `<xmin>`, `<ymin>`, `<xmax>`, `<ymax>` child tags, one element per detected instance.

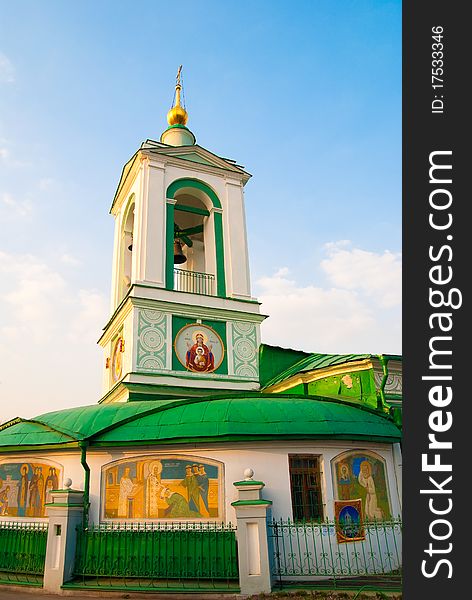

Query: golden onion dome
<box><xmin>167</xmin><ymin>98</ymin><xmax>188</xmax><ymax>125</ymax></box>
<box><xmin>167</xmin><ymin>67</ymin><xmax>188</xmax><ymax>126</ymax></box>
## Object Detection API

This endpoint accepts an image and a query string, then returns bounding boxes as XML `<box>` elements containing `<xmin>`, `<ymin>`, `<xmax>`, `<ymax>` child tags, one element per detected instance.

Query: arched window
<box><xmin>119</xmin><ymin>195</ymin><xmax>135</xmax><ymax>302</ymax></box>
<box><xmin>173</xmin><ymin>193</ymin><xmax>210</xmax><ymax>293</ymax></box>
<box><xmin>166</xmin><ymin>179</ymin><xmax>225</xmax><ymax>297</ymax></box>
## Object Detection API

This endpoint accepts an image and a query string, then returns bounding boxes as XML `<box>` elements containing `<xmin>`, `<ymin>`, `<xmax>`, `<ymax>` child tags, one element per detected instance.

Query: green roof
<box><xmin>0</xmin><ymin>394</ymin><xmax>401</xmax><ymax>452</ymax></box>
<box><xmin>259</xmin><ymin>344</ymin><xmax>402</xmax><ymax>389</ymax></box>
<box><xmin>259</xmin><ymin>344</ymin><xmax>312</xmax><ymax>387</ymax></box>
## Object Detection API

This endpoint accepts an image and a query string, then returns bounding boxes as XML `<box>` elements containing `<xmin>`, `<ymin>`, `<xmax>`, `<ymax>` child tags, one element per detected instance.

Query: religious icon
<box><xmin>102</xmin><ymin>455</ymin><xmax>220</xmax><ymax>520</ymax></box>
<box><xmin>334</xmin><ymin>499</ymin><xmax>365</xmax><ymax>543</ymax></box>
<box><xmin>17</xmin><ymin>464</ymin><xmax>29</xmax><ymax>516</ymax></box>
<box><xmin>111</xmin><ymin>336</ymin><xmax>124</xmax><ymax>382</ymax></box>
<box><xmin>0</xmin><ymin>460</ymin><xmax>62</xmax><ymax>517</ymax></box>
<box><xmin>332</xmin><ymin>451</ymin><xmax>391</xmax><ymax>520</ymax></box>
<box><xmin>159</xmin><ymin>485</ymin><xmax>200</xmax><ymax>518</ymax></box>
<box><xmin>44</xmin><ymin>467</ymin><xmax>59</xmax><ymax>505</ymax></box>
<box><xmin>337</xmin><ymin>462</ymin><xmax>353</xmax><ymax>500</ymax></box>
<box><xmin>117</xmin><ymin>466</ymin><xmax>140</xmax><ymax>518</ymax></box>
<box><xmin>186</xmin><ymin>332</ymin><xmax>214</xmax><ymax>372</ymax></box>
<box><xmin>174</xmin><ymin>324</ymin><xmax>224</xmax><ymax>373</ymax></box>
<box><xmin>357</xmin><ymin>460</ymin><xmax>383</xmax><ymax>520</ymax></box>
<box><xmin>0</xmin><ymin>486</ymin><xmax>10</xmax><ymax>515</ymax></box>
<box><xmin>145</xmin><ymin>460</ymin><xmax>162</xmax><ymax>518</ymax></box>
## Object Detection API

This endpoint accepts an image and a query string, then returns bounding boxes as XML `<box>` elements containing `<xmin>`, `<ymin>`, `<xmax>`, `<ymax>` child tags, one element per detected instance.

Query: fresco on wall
<box><xmin>102</xmin><ymin>456</ymin><xmax>221</xmax><ymax>520</ymax></box>
<box><xmin>333</xmin><ymin>452</ymin><xmax>391</xmax><ymax>520</ymax></box>
<box><xmin>0</xmin><ymin>461</ymin><xmax>61</xmax><ymax>517</ymax></box>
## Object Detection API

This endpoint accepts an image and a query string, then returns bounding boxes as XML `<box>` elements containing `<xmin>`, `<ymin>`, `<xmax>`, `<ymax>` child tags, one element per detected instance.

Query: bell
<box><xmin>127</xmin><ymin>234</ymin><xmax>133</xmax><ymax>251</ymax></box>
<box><xmin>173</xmin><ymin>240</ymin><xmax>187</xmax><ymax>264</ymax></box>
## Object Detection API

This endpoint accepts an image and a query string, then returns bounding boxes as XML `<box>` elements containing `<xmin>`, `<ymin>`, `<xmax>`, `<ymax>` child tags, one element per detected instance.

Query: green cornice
<box><xmin>231</xmin><ymin>500</ymin><xmax>272</xmax><ymax>506</ymax></box>
<box><xmin>233</xmin><ymin>480</ymin><xmax>265</xmax><ymax>486</ymax></box>
<box><xmin>99</xmin><ymin>290</ymin><xmax>263</xmax><ymax>344</ymax></box>
<box><xmin>128</xmin><ymin>370</ymin><xmax>258</xmax><ymax>383</ymax></box>
<box><xmin>0</xmin><ymin>442</ymin><xmax>79</xmax><ymax>454</ymax></box>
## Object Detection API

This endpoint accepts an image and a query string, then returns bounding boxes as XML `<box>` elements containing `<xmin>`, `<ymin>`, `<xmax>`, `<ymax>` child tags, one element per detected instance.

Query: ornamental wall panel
<box><xmin>230</xmin><ymin>321</ymin><xmax>258</xmax><ymax>378</ymax></box>
<box><xmin>136</xmin><ymin>309</ymin><xmax>168</xmax><ymax>371</ymax></box>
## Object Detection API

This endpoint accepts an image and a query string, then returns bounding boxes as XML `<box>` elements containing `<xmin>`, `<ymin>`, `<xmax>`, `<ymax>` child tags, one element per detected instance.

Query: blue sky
<box><xmin>0</xmin><ymin>0</ymin><xmax>401</xmax><ymax>420</ymax></box>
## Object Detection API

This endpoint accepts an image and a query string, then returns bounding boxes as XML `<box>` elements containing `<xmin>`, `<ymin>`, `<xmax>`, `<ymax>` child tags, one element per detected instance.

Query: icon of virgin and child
<box><xmin>185</xmin><ymin>331</ymin><xmax>215</xmax><ymax>372</ymax></box>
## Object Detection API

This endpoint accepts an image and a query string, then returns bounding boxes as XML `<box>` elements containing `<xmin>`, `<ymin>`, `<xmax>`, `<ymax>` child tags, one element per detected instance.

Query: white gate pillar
<box><xmin>43</xmin><ymin>479</ymin><xmax>84</xmax><ymax>594</ymax></box>
<box><xmin>231</xmin><ymin>468</ymin><xmax>272</xmax><ymax>596</ymax></box>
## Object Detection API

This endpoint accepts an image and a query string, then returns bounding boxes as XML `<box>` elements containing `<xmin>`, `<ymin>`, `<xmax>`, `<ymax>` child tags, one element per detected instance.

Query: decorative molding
<box><xmin>265</xmin><ymin>360</ymin><xmax>373</xmax><ymax>394</ymax></box>
<box><xmin>231</xmin><ymin>321</ymin><xmax>258</xmax><ymax>379</ymax></box>
<box><xmin>374</xmin><ymin>370</ymin><xmax>403</xmax><ymax>394</ymax></box>
<box><xmin>136</xmin><ymin>309</ymin><xmax>167</xmax><ymax>372</ymax></box>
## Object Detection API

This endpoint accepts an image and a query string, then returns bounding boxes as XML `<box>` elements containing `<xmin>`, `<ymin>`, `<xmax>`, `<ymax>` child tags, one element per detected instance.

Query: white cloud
<box><xmin>0</xmin><ymin>53</ymin><xmax>15</xmax><ymax>83</ymax></box>
<box><xmin>60</xmin><ymin>253</ymin><xmax>82</xmax><ymax>267</ymax></box>
<box><xmin>0</xmin><ymin>140</ymin><xmax>31</xmax><ymax>168</ymax></box>
<box><xmin>38</xmin><ymin>178</ymin><xmax>57</xmax><ymax>191</ymax></box>
<box><xmin>321</xmin><ymin>241</ymin><xmax>402</xmax><ymax>308</ymax></box>
<box><xmin>0</xmin><ymin>192</ymin><xmax>33</xmax><ymax>217</ymax></box>
<box><xmin>256</xmin><ymin>242</ymin><xmax>401</xmax><ymax>355</ymax></box>
<box><xmin>0</xmin><ymin>252</ymin><xmax>108</xmax><ymax>421</ymax></box>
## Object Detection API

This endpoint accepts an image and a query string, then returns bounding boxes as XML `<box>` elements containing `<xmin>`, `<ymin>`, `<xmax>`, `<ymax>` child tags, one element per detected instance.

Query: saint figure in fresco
<box><xmin>180</xmin><ymin>464</ymin><xmax>201</xmax><ymax>514</ymax></box>
<box><xmin>338</xmin><ymin>462</ymin><xmax>353</xmax><ymax>500</ymax></box>
<box><xmin>358</xmin><ymin>460</ymin><xmax>383</xmax><ymax>520</ymax></box>
<box><xmin>29</xmin><ymin>467</ymin><xmax>44</xmax><ymax>516</ymax></box>
<box><xmin>185</xmin><ymin>333</ymin><xmax>215</xmax><ymax>372</ymax></box>
<box><xmin>44</xmin><ymin>467</ymin><xmax>59</xmax><ymax>505</ymax></box>
<box><xmin>118</xmin><ymin>467</ymin><xmax>138</xmax><ymax>518</ymax></box>
<box><xmin>196</xmin><ymin>464</ymin><xmax>210</xmax><ymax>513</ymax></box>
<box><xmin>160</xmin><ymin>487</ymin><xmax>200</xmax><ymax>518</ymax></box>
<box><xmin>0</xmin><ymin>486</ymin><xmax>10</xmax><ymax>515</ymax></box>
<box><xmin>17</xmin><ymin>464</ymin><xmax>29</xmax><ymax>517</ymax></box>
<box><xmin>146</xmin><ymin>464</ymin><xmax>161</xmax><ymax>518</ymax></box>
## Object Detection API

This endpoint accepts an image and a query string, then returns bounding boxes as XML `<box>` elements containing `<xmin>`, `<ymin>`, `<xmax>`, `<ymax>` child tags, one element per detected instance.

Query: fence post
<box><xmin>231</xmin><ymin>468</ymin><xmax>272</xmax><ymax>596</ymax></box>
<box><xmin>43</xmin><ymin>479</ymin><xmax>84</xmax><ymax>594</ymax></box>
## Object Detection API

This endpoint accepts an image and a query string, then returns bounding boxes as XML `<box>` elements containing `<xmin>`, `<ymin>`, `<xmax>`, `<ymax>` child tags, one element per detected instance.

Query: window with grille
<box><xmin>288</xmin><ymin>454</ymin><xmax>324</xmax><ymax>521</ymax></box>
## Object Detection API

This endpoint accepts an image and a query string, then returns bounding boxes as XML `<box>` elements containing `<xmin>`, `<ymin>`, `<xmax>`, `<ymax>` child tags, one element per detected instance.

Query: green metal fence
<box><xmin>0</xmin><ymin>521</ymin><xmax>48</xmax><ymax>586</ymax></box>
<box><xmin>268</xmin><ymin>518</ymin><xmax>402</xmax><ymax>590</ymax></box>
<box><xmin>69</xmin><ymin>521</ymin><xmax>239</xmax><ymax>591</ymax></box>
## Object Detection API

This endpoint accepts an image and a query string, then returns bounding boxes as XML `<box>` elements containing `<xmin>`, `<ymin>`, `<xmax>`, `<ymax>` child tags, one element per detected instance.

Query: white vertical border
<box><xmin>226</xmin><ymin>320</ymin><xmax>234</xmax><ymax>375</ymax></box>
<box><xmin>165</xmin><ymin>312</ymin><xmax>173</xmax><ymax>370</ymax></box>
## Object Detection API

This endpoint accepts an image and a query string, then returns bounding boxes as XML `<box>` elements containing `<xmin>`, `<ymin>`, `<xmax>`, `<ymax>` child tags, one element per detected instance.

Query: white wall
<box><xmin>0</xmin><ymin>440</ymin><xmax>401</xmax><ymax>525</ymax></box>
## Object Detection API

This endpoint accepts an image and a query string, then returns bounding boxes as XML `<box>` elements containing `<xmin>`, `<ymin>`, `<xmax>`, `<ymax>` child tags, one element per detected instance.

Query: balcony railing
<box><xmin>174</xmin><ymin>268</ymin><xmax>215</xmax><ymax>296</ymax></box>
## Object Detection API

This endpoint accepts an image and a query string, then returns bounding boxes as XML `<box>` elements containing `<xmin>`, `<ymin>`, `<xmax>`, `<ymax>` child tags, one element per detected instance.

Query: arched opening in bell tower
<box><xmin>174</xmin><ymin>193</ymin><xmax>209</xmax><ymax>292</ymax></box>
<box><xmin>119</xmin><ymin>195</ymin><xmax>135</xmax><ymax>302</ymax></box>
<box><xmin>166</xmin><ymin>179</ymin><xmax>226</xmax><ymax>298</ymax></box>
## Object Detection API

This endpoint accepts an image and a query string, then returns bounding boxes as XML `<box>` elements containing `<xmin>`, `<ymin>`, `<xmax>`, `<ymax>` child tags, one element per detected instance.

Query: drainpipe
<box><xmin>79</xmin><ymin>441</ymin><xmax>90</xmax><ymax>528</ymax></box>
<box><xmin>377</xmin><ymin>354</ymin><xmax>389</xmax><ymax>412</ymax></box>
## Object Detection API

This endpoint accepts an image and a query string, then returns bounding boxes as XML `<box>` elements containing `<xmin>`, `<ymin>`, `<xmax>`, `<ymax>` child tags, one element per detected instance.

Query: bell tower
<box><xmin>99</xmin><ymin>67</ymin><xmax>265</xmax><ymax>403</ymax></box>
